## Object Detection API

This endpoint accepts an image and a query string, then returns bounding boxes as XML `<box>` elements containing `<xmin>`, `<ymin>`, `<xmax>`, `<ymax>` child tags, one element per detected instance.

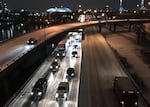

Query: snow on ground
<box><xmin>104</xmin><ymin>29</ymin><xmax>150</xmax><ymax>104</ymax></box>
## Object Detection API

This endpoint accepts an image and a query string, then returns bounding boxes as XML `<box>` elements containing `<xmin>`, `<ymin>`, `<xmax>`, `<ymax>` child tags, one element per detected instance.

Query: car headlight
<box><xmin>120</xmin><ymin>101</ymin><xmax>124</xmax><ymax>105</ymax></box>
<box><xmin>31</xmin><ymin>41</ymin><xmax>34</xmax><ymax>43</ymax></box>
<box><xmin>56</xmin><ymin>66</ymin><xmax>58</xmax><ymax>69</ymax></box>
<box><xmin>38</xmin><ymin>92</ymin><xmax>42</xmax><ymax>96</ymax></box>
<box><xmin>50</xmin><ymin>66</ymin><xmax>53</xmax><ymax>69</ymax></box>
<box><xmin>64</xmin><ymin>93</ymin><xmax>67</xmax><ymax>98</ymax></box>
<box><xmin>57</xmin><ymin>53</ymin><xmax>59</xmax><ymax>56</ymax></box>
<box><xmin>55</xmin><ymin>93</ymin><xmax>58</xmax><ymax>98</ymax></box>
<box><xmin>135</xmin><ymin>101</ymin><xmax>138</xmax><ymax>105</ymax></box>
<box><xmin>30</xmin><ymin>92</ymin><xmax>34</xmax><ymax>95</ymax></box>
<box><xmin>71</xmin><ymin>73</ymin><xmax>74</xmax><ymax>76</ymax></box>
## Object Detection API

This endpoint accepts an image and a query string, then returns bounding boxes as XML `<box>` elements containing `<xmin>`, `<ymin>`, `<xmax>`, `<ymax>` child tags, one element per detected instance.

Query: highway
<box><xmin>6</xmin><ymin>34</ymin><xmax>82</xmax><ymax>107</ymax></box>
<box><xmin>1</xmin><ymin>19</ymin><xmax>150</xmax><ymax>107</ymax></box>
<box><xmin>78</xmin><ymin>26</ymin><xmax>126</xmax><ymax>107</ymax></box>
<box><xmin>78</xmin><ymin>26</ymin><xmax>148</xmax><ymax>107</ymax></box>
<box><xmin>1</xmin><ymin>19</ymin><xmax>150</xmax><ymax>71</ymax></box>
<box><xmin>4</xmin><ymin>25</ymin><xmax>150</xmax><ymax>107</ymax></box>
<box><xmin>0</xmin><ymin>21</ymin><xmax>98</xmax><ymax>71</ymax></box>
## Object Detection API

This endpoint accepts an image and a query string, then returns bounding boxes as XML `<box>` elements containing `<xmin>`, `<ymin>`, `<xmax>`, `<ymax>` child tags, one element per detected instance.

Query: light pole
<box><xmin>119</xmin><ymin>0</ymin><xmax>126</xmax><ymax>13</ymax></box>
<box><xmin>148</xmin><ymin>1</ymin><xmax>150</xmax><ymax>9</ymax></box>
<box><xmin>140</xmin><ymin>0</ymin><xmax>147</xmax><ymax>10</ymax></box>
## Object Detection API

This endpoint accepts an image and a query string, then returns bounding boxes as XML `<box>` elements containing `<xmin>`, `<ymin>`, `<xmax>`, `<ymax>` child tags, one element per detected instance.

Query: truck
<box><xmin>113</xmin><ymin>76</ymin><xmax>139</xmax><ymax>107</ymax></box>
<box><xmin>56</xmin><ymin>39</ymin><xmax>67</xmax><ymax>58</ymax></box>
<box><xmin>55</xmin><ymin>82</ymin><xmax>69</xmax><ymax>101</ymax></box>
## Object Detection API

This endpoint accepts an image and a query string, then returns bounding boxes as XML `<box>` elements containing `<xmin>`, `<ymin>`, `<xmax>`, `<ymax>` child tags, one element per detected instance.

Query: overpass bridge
<box><xmin>1</xmin><ymin>19</ymin><xmax>150</xmax><ymax>106</ymax></box>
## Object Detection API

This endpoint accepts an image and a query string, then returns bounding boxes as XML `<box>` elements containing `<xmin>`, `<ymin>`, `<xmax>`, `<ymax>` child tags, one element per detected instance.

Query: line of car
<box><xmin>54</xmin><ymin>35</ymin><xmax>79</xmax><ymax>101</ymax></box>
<box><xmin>29</xmin><ymin>30</ymin><xmax>82</xmax><ymax>103</ymax></box>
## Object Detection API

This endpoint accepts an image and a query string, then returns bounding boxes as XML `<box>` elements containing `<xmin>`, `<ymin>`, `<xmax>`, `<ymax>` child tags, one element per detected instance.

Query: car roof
<box><xmin>51</xmin><ymin>61</ymin><xmax>59</xmax><ymax>65</ymax></box>
<box><xmin>67</xmin><ymin>68</ymin><xmax>74</xmax><ymax>73</ymax></box>
<box><xmin>33</xmin><ymin>78</ymin><xmax>47</xmax><ymax>89</ymax></box>
<box><xmin>72</xmin><ymin>51</ymin><xmax>77</xmax><ymax>53</ymax></box>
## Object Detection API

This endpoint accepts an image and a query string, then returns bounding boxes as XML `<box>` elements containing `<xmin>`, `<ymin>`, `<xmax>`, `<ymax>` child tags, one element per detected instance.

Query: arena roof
<box><xmin>46</xmin><ymin>7</ymin><xmax>72</xmax><ymax>13</ymax></box>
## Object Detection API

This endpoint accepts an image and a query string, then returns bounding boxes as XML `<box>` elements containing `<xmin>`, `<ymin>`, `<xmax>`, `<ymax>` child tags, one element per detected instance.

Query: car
<box><xmin>73</xmin><ymin>44</ymin><xmax>78</xmax><ymax>49</ymax></box>
<box><xmin>72</xmin><ymin>51</ymin><xmax>78</xmax><ymax>58</ymax></box>
<box><xmin>56</xmin><ymin>51</ymin><xmax>66</xmax><ymax>58</ymax></box>
<box><xmin>113</xmin><ymin>77</ymin><xmax>139</xmax><ymax>107</ymax></box>
<box><xmin>53</xmin><ymin>57</ymin><xmax>60</xmax><ymax>63</ymax></box>
<box><xmin>27</xmin><ymin>38</ymin><xmax>37</xmax><ymax>45</ymax></box>
<box><xmin>50</xmin><ymin>60</ymin><xmax>60</xmax><ymax>73</ymax></box>
<box><xmin>66</xmin><ymin>68</ymin><xmax>75</xmax><ymax>80</ymax></box>
<box><xmin>56</xmin><ymin>82</ymin><xmax>69</xmax><ymax>101</ymax></box>
<box><xmin>30</xmin><ymin>78</ymin><xmax>47</xmax><ymax>101</ymax></box>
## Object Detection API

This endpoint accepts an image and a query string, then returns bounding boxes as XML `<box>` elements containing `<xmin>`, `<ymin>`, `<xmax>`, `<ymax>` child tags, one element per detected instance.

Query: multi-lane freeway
<box><xmin>78</xmin><ymin>26</ymin><xmax>148</xmax><ymax>107</ymax></box>
<box><xmin>5</xmin><ymin>25</ymin><xmax>149</xmax><ymax>107</ymax></box>
<box><xmin>1</xmin><ymin>19</ymin><xmax>150</xmax><ymax>71</ymax></box>
<box><xmin>0</xmin><ymin>21</ymin><xmax>98</xmax><ymax>71</ymax></box>
<box><xmin>6</xmin><ymin>32</ymin><xmax>82</xmax><ymax>107</ymax></box>
<box><xmin>1</xmin><ymin>19</ymin><xmax>150</xmax><ymax>107</ymax></box>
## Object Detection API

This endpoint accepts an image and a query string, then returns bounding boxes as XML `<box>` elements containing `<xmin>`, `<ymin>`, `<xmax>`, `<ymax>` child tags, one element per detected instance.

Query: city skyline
<box><xmin>3</xmin><ymin>0</ymin><xmax>150</xmax><ymax>11</ymax></box>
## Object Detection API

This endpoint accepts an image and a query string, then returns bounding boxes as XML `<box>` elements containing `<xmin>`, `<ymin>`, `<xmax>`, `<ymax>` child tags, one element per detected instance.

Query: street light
<box><xmin>148</xmin><ymin>1</ymin><xmax>150</xmax><ymax>8</ymax></box>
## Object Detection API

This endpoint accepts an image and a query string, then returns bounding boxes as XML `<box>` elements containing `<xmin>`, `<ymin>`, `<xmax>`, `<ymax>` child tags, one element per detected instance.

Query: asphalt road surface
<box><xmin>78</xmin><ymin>26</ymin><xmax>147</xmax><ymax>107</ymax></box>
<box><xmin>0</xmin><ymin>19</ymin><xmax>148</xmax><ymax>71</ymax></box>
<box><xmin>0</xmin><ymin>21</ymin><xmax>98</xmax><ymax>71</ymax></box>
<box><xmin>6</xmin><ymin>34</ymin><xmax>82</xmax><ymax>107</ymax></box>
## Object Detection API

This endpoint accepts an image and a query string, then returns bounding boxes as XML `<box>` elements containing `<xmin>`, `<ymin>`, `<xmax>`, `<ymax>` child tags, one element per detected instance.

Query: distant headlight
<box><xmin>56</xmin><ymin>66</ymin><xmax>58</xmax><ymax>69</ymax></box>
<box><xmin>64</xmin><ymin>93</ymin><xmax>67</xmax><ymax>98</ymax></box>
<box><xmin>120</xmin><ymin>101</ymin><xmax>124</xmax><ymax>105</ymax></box>
<box><xmin>57</xmin><ymin>53</ymin><xmax>59</xmax><ymax>56</ymax></box>
<box><xmin>71</xmin><ymin>73</ymin><xmax>74</xmax><ymax>76</ymax></box>
<box><xmin>38</xmin><ymin>92</ymin><xmax>42</xmax><ymax>96</ymax></box>
<box><xmin>55</xmin><ymin>93</ymin><xmax>58</xmax><ymax>98</ymax></box>
<box><xmin>135</xmin><ymin>101</ymin><xmax>138</xmax><ymax>105</ymax></box>
<box><xmin>30</xmin><ymin>92</ymin><xmax>34</xmax><ymax>95</ymax></box>
<box><xmin>50</xmin><ymin>66</ymin><xmax>53</xmax><ymax>69</ymax></box>
<box><xmin>31</xmin><ymin>41</ymin><xmax>34</xmax><ymax>43</ymax></box>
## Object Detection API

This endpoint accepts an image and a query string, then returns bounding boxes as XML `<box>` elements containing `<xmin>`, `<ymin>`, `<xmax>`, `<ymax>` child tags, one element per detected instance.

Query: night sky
<box><xmin>4</xmin><ymin>0</ymin><xmax>150</xmax><ymax>12</ymax></box>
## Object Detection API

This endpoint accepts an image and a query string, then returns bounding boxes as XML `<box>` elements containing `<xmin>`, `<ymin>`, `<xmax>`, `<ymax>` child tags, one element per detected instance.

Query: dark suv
<box><xmin>30</xmin><ymin>78</ymin><xmax>47</xmax><ymax>101</ymax></box>
<box><xmin>66</xmin><ymin>68</ymin><xmax>75</xmax><ymax>80</ymax></box>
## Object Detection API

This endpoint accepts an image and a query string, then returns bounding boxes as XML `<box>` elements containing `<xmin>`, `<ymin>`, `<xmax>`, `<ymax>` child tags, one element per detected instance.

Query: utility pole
<box><xmin>140</xmin><ymin>0</ymin><xmax>147</xmax><ymax>10</ymax></box>
<box><xmin>119</xmin><ymin>0</ymin><xmax>126</xmax><ymax>12</ymax></box>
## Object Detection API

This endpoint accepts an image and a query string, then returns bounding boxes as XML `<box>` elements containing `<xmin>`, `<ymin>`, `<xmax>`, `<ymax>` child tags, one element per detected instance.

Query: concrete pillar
<box><xmin>113</xmin><ymin>23</ymin><xmax>116</xmax><ymax>32</ymax></box>
<box><xmin>98</xmin><ymin>24</ymin><xmax>101</xmax><ymax>32</ymax></box>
